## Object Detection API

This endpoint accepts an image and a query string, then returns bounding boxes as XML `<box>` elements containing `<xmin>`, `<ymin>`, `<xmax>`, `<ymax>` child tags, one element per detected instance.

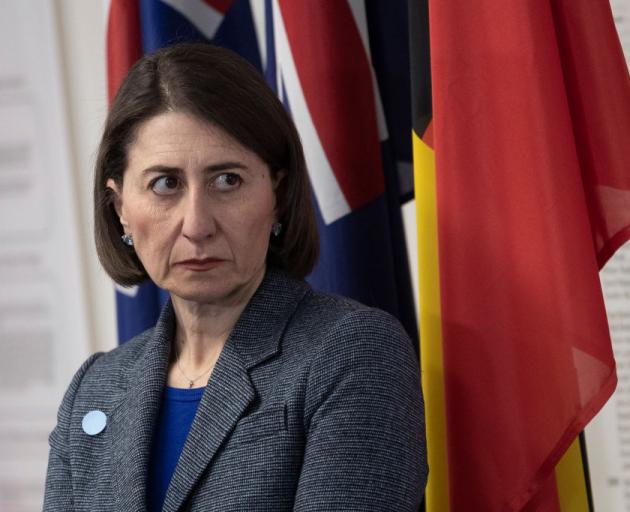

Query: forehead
<box><xmin>127</xmin><ymin>111</ymin><xmax>256</xmax><ymax>166</ymax></box>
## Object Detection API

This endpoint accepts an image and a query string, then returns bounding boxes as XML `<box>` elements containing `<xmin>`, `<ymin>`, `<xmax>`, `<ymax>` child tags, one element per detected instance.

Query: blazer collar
<box><xmin>109</xmin><ymin>300</ymin><xmax>173</xmax><ymax>512</ymax></box>
<box><xmin>110</xmin><ymin>267</ymin><xmax>310</xmax><ymax>512</ymax></box>
<box><xmin>226</xmin><ymin>266</ymin><xmax>310</xmax><ymax>369</ymax></box>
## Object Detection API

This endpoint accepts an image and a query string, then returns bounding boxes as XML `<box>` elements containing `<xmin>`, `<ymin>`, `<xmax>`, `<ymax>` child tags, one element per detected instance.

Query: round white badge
<box><xmin>82</xmin><ymin>410</ymin><xmax>107</xmax><ymax>435</ymax></box>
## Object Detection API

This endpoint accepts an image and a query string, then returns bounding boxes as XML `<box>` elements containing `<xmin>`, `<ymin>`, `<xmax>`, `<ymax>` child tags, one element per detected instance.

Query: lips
<box><xmin>176</xmin><ymin>258</ymin><xmax>224</xmax><ymax>271</ymax></box>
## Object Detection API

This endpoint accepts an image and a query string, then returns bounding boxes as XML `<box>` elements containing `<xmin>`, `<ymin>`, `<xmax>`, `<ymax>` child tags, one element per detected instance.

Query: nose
<box><xmin>181</xmin><ymin>188</ymin><xmax>217</xmax><ymax>242</ymax></box>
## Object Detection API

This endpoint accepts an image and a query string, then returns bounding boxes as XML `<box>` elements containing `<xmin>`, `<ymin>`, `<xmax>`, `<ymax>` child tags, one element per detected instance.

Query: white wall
<box><xmin>0</xmin><ymin>2</ymin><xmax>113</xmax><ymax>510</ymax></box>
<box><xmin>55</xmin><ymin>0</ymin><xmax>117</xmax><ymax>354</ymax></box>
<box><xmin>3</xmin><ymin>0</ymin><xmax>627</xmax><ymax>510</ymax></box>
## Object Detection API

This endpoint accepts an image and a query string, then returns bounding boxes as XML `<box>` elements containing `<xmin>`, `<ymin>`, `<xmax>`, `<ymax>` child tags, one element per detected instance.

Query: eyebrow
<box><xmin>140</xmin><ymin>162</ymin><xmax>248</xmax><ymax>177</ymax></box>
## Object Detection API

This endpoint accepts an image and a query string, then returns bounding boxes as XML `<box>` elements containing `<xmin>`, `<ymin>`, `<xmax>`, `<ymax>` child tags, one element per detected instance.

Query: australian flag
<box><xmin>107</xmin><ymin>0</ymin><xmax>417</xmax><ymax>345</ymax></box>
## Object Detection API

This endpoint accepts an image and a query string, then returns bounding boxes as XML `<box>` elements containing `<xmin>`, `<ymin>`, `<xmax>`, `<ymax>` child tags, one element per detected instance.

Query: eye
<box><xmin>151</xmin><ymin>175</ymin><xmax>180</xmax><ymax>195</ymax></box>
<box><xmin>212</xmin><ymin>173</ymin><xmax>242</xmax><ymax>191</ymax></box>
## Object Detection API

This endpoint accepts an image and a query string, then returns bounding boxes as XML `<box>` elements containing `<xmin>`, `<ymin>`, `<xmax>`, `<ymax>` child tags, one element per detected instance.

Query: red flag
<box><xmin>415</xmin><ymin>0</ymin><xmax>630</xmax><ymax>509</ymax></box>
<box><xmin>107</xmin><ymin>0</ymin><xmax>142</xmax><ymax>103</ymax></box>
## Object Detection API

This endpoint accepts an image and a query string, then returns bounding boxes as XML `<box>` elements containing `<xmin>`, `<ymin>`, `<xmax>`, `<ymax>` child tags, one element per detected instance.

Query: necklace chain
<box><xmin>174</xmin><ymin>343</ymin><xmax>214</xmax><ymax>389</ymax></box>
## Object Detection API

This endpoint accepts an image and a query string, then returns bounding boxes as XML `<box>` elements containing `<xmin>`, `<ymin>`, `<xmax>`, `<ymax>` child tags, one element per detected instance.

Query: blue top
<box><xmin>147</xmin><ymin>386</ymin><xmax>205</xmax><ymax>512</ymax></box>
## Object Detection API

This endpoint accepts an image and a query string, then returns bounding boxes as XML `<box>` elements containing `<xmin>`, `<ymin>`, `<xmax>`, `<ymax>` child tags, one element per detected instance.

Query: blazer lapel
<box><xmin>161</xmin><ymin>345</ymin><xmax>255</xmax><ymax>512</ymax></box>
<box><xmin>162</xmin><ymin>268</ymin><xmax>310</xmax><ymax>512</ymax></box>
<box><xmin>109</xmin><ymin>303</ymin><xmax>174</xmax><ymax>512</ymax></box>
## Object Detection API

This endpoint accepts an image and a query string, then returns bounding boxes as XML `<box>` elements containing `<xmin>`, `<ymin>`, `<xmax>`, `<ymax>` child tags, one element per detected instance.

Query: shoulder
<box><xmin>281</xmin><ymin>288</ymin><xmax>420</xmax><ymax>422</ymax></box>
<box><xmin>55</xmin><ymin>327</ymin><xmax>156</xmax><ymax>412</ymax></box>
<box><xmin>287</xmin><ymin>290</ymin><xmax>424</xmax><ymax>461</ymax></box>
<box><xmin>75</xmin><ymin>327</ymin><xmax>155</xmax><ymax>385</ymax></box>
<box><xmin>289</xmin><ymin>288</ymin><xmax>417</xmax><ymax>364</ymax></box>
<box><xmin>49</xmin><ymin>327</ymin><xmax>158</xmax><ymax>449</ymax></box>
<box><xmin>258</xmin><ymin>269</ymin><xmax>416</xmax><ymax>369</ymax></box>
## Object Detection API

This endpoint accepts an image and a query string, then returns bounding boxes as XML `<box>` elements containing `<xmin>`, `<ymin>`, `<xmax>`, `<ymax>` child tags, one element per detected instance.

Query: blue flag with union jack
<box><xmin>107</xmin><ymin>0</ymin><xmax>417</xmax><ymax>345</ymax></box>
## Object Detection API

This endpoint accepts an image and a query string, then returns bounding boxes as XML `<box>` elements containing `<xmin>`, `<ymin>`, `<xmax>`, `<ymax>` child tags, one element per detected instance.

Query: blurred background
<box><xmin>0</xmin><ymin>1</ymin><xmax>629</xmax><ymax>511</ymax></box>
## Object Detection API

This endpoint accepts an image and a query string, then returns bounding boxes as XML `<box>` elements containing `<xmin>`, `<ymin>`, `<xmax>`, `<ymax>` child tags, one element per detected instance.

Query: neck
<box><xmin>169</xmin><ymin>269</ymin><xmax>265</xmax><ymax>379</ymax></box>
<box><xmin>172</xmin><ymin>299</ymin><xmax>241</xmax><ymax>361</ymax></box>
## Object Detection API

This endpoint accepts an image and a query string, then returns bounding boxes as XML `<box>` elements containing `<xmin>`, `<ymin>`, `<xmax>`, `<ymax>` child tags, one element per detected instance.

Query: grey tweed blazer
<box><xmin>44</xmin><ymin>268</ymin><xmax>427</xmax><ymax>511</ymax></box>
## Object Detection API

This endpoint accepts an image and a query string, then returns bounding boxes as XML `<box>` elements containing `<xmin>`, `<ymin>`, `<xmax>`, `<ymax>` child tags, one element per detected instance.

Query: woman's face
<box><xmin>108</xmin><ymin>111</ymin><xmax>279</xmax><ymax>306</ymax></box>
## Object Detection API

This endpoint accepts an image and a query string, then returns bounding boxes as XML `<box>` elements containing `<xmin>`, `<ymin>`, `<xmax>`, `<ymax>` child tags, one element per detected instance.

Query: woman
<box><xmin>44</xmin><ymin>43</ymin><xmax>427</xmax><ymax>511</ymax></box>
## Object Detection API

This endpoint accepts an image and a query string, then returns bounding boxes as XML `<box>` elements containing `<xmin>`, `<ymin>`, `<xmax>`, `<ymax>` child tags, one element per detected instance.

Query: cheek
<box><xmin>126</xmin><ymin>195</ymin><xmax>167</xmax><ymax>226</ymax></box>
<box><xmin>242</xmin><ymin>211</ymin><xmax>274</xmax><ymax>241</ymax></box>
<box><xmin>231</xmin><ymin>199</ymin><xmax>275</xmax><ymax>252</ymax></box>
<box><xmin>125</xmin><ymin>200</ymin><xmax>177</xmax><ymax>249</ymax></box>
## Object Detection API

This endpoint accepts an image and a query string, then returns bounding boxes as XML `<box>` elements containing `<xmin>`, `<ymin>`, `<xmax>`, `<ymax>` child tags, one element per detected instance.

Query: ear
<box><xmin>271</xmin><ymin>170</ymin><xmax>286</xmax><ymax>221</ymax></box>
<box><xmin>106</xmin><ymin>178</ymin><xmax>127</xmax><ymax>227</ymax></box>
<box><xmin>272</xmin><ymin>169</ymin><xmax>287</xmax><ymax>191</ymax></box>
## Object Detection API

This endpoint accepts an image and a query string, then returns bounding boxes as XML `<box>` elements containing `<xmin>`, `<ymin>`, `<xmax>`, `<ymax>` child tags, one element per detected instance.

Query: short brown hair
<box><xmin>94</xmin><ymin>43</ymin><xmax>319</xmax><ymax>286</ymax></box>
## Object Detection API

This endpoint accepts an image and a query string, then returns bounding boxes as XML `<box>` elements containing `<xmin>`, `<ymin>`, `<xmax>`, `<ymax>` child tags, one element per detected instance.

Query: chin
<box><xmin>161</xmin><ymin>266</ymin><xmax>266</xmax><ymax>306</ymax></box>
<box><xmin>168</xmin><ymin>275</ymin><xmax>256</xmax><ymax>306</ymax></box>
<box><xmin>168</xmin><ymin>284</ymin><xmax>233</xmax><ymax>305</ymax></box>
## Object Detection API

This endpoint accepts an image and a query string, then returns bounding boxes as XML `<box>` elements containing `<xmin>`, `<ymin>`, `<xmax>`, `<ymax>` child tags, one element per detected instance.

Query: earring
<box><xmin>121</xmin><ymin>234</ymin><xmax>134</xmax><ymax>246</ymax></box>
<box><xmin>271</xmin><ymin>222</ymin><xmax>282</xmax><ymax>237</ymax></box>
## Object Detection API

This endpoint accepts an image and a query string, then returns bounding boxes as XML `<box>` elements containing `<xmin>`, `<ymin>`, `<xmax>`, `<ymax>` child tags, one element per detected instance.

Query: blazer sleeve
<box><xmin>43</xmin><ymin>352</ymin><xmax>103</xmax><ymax>512</ymax></box>
<box><xmin>293</xmin><ymin>308</ymin><xmax>427</xmax><ymax>512</ymax></box>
